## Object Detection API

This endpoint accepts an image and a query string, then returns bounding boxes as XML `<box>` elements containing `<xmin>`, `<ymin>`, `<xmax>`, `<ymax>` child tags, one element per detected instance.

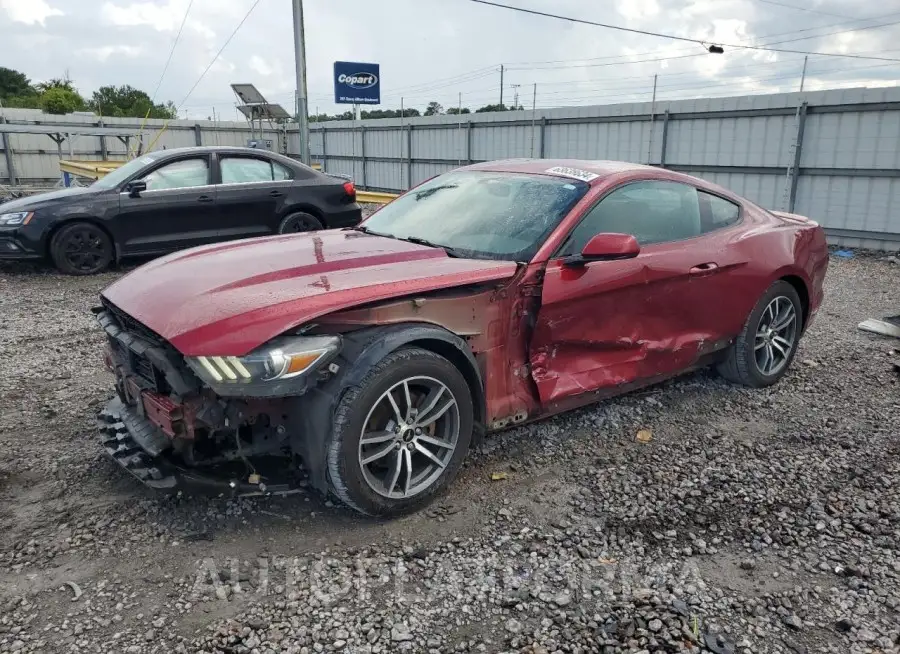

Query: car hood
<box><xmin>0</xmin><ymin>186</ymin><xmax>99</xmax><ymax>212</ymax></box>
<box><xmin>101</xmin><ymin>230</ymin><xmax>518</xmax><ymax>356</ymax></box>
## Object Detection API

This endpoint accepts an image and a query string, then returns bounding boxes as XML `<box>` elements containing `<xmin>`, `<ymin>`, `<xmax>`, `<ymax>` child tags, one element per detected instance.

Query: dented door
<box><xmin>529</xmin><ymin>239</ymin><xmax>733</xmax><ymax>405</ymax></box>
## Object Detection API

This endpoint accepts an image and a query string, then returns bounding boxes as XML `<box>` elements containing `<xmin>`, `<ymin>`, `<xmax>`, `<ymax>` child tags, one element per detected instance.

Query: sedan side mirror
<box><xmin>126</xmin><ymin>179</ymin><xmax>147</xmax><ymax>197</ymax></box>
<box><xmin>563</xmin><ymin>232</ymin><xmax>640</xmax><ymax>266</ymax></box>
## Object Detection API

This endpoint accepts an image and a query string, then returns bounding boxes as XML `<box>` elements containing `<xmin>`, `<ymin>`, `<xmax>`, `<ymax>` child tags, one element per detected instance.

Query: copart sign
<box><xmin>334</xmin><ymin>61</ymin><xmax>381</xmax><ymax>105</ymax></box>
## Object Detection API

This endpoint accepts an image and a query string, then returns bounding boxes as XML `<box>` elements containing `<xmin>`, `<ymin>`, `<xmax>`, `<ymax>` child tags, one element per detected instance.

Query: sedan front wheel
<box><xmin>326</xmin><ymin>347</ymin><xmax>474</xmax><ymax>516</ymax></box>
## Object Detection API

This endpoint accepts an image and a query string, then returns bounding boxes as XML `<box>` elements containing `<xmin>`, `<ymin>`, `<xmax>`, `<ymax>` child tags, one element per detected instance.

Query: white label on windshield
<box><xmin>545</xmin><ymin>166</ymin><xmax>599</xmax><ymax>182</ymax></box>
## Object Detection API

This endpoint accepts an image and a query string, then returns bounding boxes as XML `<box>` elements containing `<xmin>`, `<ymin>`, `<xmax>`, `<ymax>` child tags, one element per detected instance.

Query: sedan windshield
<box><xmin>92</xmin><ymin>153</ymin><xmax>163</xmax><ymax>190</ymax></box>
<box><xmin>361</xmin><ymin>171</ymin><xmax>589</xmax><ymax>261</ymax></box>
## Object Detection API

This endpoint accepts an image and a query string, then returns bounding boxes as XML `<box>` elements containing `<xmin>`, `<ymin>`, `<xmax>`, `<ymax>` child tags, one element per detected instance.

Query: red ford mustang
<box><xmin>96</xmin><ymin>159</ymin><xmax>828</xmax><ymax>515</ymax></box>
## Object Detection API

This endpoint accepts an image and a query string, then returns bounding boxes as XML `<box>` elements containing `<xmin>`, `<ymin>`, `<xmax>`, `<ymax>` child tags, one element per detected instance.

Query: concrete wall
<box><xmin>309</xmin><ymin>86</ymin><xmax>900</xmax><ymax>250</ymax></box>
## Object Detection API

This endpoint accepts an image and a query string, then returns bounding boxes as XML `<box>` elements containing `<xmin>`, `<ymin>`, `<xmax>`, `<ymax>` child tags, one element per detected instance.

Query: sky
<box><xmin>2</xmin><ymin>0</ymin><xmax>900</xmax><ymax>120</ymax></box>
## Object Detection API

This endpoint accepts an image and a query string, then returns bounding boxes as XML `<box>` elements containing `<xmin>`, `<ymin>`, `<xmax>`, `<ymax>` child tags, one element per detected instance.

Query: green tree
<box><xmin>0</xmin><ymin>67</ymin><xmax>38</xmax><ymax>108</ymax></box>
<box><xmin>424</xmin><ymin>101</ymin><xmax>443</xmax><ymax>116</ymax></box>
<box><xmin>88</xmin><ymin>85</ymin><xmax>177</xmax><ymax>119</ymax></box>
<box><xmin>446</xmin><ymin>107</ymin><xmax>471</xmax><ymax>115</ymax></box>
<box><xmin>39</xmin><ymin>86</ymin><xmax>84</xmax><ymax>114</ymax></box>
<box><xmin>35</xmin><ymin>77</ymin><xmax>78</xmax><ymax>94</ymax></box>
<box><xmin>0</xmin><ymin>67</ymin><xmax>34</xmax><ymax>100</ymax></box>
<box><xmin>475</xmin><ymin>103</ymin><xmax>514</xmax><ymax>113</ymax></box>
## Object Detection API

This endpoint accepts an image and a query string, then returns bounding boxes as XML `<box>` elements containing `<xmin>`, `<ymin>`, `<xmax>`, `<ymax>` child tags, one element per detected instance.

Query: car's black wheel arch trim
<box><xmin>280</xmin><ymin>204</ymin><xmax>324</xmax><ymax>225</ymax></box>
<box><xmin>46</xmin><ymin>217</ymin><xmax>120</xmax><ymax>262</ymax></box>
<box><xmin>779</xmin><ymin>274</ymin><xmax>810</xmax><ymax>332</ymax></box>
<box><xmin>286</xmin><ymin>323</ymin><xmax>486</xmax><ymax>496</ymax></box>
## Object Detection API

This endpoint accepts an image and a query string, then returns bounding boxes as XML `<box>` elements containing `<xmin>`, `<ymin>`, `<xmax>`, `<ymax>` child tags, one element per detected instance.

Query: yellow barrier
<box><xmin>356</xmin><ymin>190</ymin><xmax>399</xmax><ymax>205</ymax></box>
<box><xmin>59</xmin><ymin>159</ymin><xmax>126</xmax><ymax>179</ymax></box>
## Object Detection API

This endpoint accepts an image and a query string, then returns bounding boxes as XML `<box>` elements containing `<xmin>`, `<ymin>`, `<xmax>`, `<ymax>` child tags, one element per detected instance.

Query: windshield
<box><xmin>361</xmin><ymin>171</ymin><xmax>589</xmax><ymax>261</ymax></box>
<box><xmin>92</xmin><ymin>153</ymin><xmax>163</xmax><ymax>190</ymax></box>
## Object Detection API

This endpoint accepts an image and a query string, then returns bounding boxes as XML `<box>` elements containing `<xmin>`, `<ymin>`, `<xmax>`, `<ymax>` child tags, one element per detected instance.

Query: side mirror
<box><xmin>126</xmin><ymin>180</ymin><xmax>147</xmax><ymax>197</ymax></box>
<box><xmin>563</xmin><ymin>232</ymin><xmax>640</xmax><ymax>266</ymax></box>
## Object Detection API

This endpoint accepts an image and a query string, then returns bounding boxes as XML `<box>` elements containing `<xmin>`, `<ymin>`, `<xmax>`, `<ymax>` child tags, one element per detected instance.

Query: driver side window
<box><xmin>142</xmin><ymin>158</ymin><xmax>209</xmax><ymax>191</ymax></box>
<box><xmin>563</xmin><ymin>180</ymin><xmax>702</xmax><ymax>255</ymax></box>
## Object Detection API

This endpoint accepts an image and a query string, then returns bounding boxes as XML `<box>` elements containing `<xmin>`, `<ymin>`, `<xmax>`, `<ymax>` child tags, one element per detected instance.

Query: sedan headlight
<box><xmin>185</xmin><ymin>335</ymin><xmax>341</xmax><ymax>397</ymax></box>
<box><xmin>0</xmin><ymin>211</ymin><xmax>33</xmax><ymax>226</ymax></box>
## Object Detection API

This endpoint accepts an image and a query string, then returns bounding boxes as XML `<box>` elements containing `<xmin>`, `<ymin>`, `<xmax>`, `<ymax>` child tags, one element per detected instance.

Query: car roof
<box><xmin>461</xmin><ymin>158</ymin><xmax>670</xmax><ymax>183</ymax></box>
<box><xmin>149</xmin><ymin>145</ymin><xmax>296</xmax><ymax>160</ymax></box>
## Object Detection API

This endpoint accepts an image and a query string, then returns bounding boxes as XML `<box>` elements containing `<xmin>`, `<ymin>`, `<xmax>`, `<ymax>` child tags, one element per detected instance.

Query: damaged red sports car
<box><xmin>95</xmin><ymin>159</ymin><xmax>829</xmax><ymax>515</ymax></box>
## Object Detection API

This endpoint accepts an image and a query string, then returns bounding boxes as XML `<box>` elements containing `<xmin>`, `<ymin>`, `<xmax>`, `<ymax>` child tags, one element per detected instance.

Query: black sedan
<box><xmin>0</xmin><ymin>146</ymin><xmax>362</xmax><ymax>274</ymax></box>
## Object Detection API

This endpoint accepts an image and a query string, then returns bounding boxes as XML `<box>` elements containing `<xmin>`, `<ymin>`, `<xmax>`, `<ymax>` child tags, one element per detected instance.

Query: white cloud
<box><xmin>100</xmin><ymin>0</ymin><xmax>214</xmax><ymax>39</ymax></box>
<box><xmin>249</xmin><ymin>55</ymin><xmax>273</xmax><ymax>77</ymax></box>
<box><xmin>616</xmin><ymin>0</ymin><xmax>661</xmax><ymax>21</ymax></box>
<box><xmin>0</xmin><ymin>0</ymin><xmax>62</xmax><ymax>25</ymax></box>
<box><xmin>77</xmin><ymin>45</ymin><xmax>145</xmax><ymax>62</ymax></box>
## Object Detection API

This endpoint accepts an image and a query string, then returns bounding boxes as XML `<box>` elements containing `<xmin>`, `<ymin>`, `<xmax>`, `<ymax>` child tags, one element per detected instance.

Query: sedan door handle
<box><xmin>269</xmin><ymin>190</ymin><xmax>284</xmax><ymax>197</ymax></box>
<box><xmin>197</xmin><ymin>195</ymin><xmax>214</xmax><ymax>203</ymax></box>
<box><xmin>690</xmin><ymin>262</ymin><xmax>719</xmax><ymax>274</ymax></box>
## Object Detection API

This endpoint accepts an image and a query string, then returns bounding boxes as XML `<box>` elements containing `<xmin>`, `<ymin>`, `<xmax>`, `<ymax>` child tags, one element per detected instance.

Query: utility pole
<box><xmin>499</xmin><ymin>64</ymin><xmax>504</xmax><ymax>107</ymax></box>
<box><xmin>511</xmin><ymin>84</ymin><xmax>520</xmax><ymax>111</ymax></box>
<box><xmin>457</xmin><ymin>92</ymin><xmax>463</xmax><ymax>165</ymax></box>
<box><xmin>799</xmin><ymin>55</ymin><xmax>808</xmax><ymax>92</ymax></box>
<box><xmin>530</xmin><ymin>83</ymin><xmax>537</xmax><ymax>157</ymax></box>
<box><xmin>647</xmin><ymin>74</ymin><xmax>658</xmax><ymax>164</ymax></box>
<box><xmin>292</xmin><ymin>0</ymin><xmax>310</xmax><ymax>165</ymax></box>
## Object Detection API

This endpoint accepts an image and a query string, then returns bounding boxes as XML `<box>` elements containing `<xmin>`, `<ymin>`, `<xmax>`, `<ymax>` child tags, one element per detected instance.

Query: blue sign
<box><xmin>333</xmin><ymin>61</ymin><xmax>380</xmax><ymax>105</ymax></box>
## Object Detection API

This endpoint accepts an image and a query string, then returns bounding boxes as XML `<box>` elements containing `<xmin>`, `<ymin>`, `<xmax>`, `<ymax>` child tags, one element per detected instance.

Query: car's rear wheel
<box><xmin>278</xmin><ymin>212</ymin><xmax>323</xmax><ymax>234</ymax></box>
<box><xmin>717</xmin><ymin>280</ymin><xmax>803</xmax><ymax>387</ymax></box>
<box><xmin>326</xmin><ymin>347</ymin><xmax>474</xmax><ymax>516</ymax></box>
<box><xmin>49</xmin><ymin>221</ymin><xmax>114</xmax><ymax>275</ymax></box>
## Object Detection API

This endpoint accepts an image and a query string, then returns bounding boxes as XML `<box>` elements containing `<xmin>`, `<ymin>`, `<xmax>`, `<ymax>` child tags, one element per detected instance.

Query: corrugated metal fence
<box><xmin>3</xmin><ymin>88</ymin><xmax>900</xmax><ymax>249</ymax></box>
<box><xmin>0</xmin><ymin>108</ymin><xmax>287</xmax><ymax>187</ymax></box>
<box><xmin>311</xmin><ymin>87</ymin><xmax>900</xmax><ymax>250</ymax></box>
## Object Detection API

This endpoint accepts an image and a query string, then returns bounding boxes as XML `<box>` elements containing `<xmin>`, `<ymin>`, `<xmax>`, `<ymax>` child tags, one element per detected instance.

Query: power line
<box><xmin>151</xmin><ymin>0</ymin><xmax>194</xmax><ymax>103</ymax></box>
<box><xmin>749</xmin><ymin>0</ymin><xmax>856</xmax><ymax>20</ymax></box>
<box><xmin>177</xmin><ymin>0</ymin><xmax>262</xmax><ymax>110</ymax></box>
<box><xmin>467</xmin><ymin>0</ymin><xmax>900</xmax><ymax>63</ymax></box>
<box><xmin>508</xmin><ymin>12</ymin><xmax>900</xmax><ymax>70</ymax></box>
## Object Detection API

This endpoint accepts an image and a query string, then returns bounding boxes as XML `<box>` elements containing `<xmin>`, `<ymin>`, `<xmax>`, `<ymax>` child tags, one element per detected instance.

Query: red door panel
<box><xmin>529</xmin><ymin>237</ymin><xmax>746</xmax><ymax>405</ymax></box>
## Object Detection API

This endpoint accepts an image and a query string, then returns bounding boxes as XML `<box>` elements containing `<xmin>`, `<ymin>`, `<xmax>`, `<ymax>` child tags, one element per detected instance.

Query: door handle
<box><xmin>690</xmin><ymin>262</ymin><xmax>719</xmax><ymax>274</ymax></box>
<box><xmin>197</xmin><ymin>195</ymin><xmax>214</xmax><ymax>203</ymax></box>
<box><xmin>269</xmin><ymin>190</ymin><xmax>284</xmax><ymax>197</ymax></box>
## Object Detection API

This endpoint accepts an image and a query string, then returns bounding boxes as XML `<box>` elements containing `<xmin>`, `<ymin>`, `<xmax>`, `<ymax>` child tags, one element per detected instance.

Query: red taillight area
<box><xmin>343</xmin><ymin>181</ymin><xmax>356</xmax><ymax>198</ymax></box>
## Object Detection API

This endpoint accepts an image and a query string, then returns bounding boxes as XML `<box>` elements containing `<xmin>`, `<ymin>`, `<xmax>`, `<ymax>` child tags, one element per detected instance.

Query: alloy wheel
<box><xmin>358</xmin><ymin>376</ymin><xmax>460</xmax><ymax>499</ymax></box>
<box><xmin>754</xmin><ymin>296</ymin><xmax>797</xmax><ymax>376</ymax></box>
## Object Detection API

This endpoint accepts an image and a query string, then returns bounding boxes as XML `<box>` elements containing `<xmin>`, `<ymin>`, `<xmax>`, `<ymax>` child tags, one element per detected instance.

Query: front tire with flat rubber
<box><xmin>326</xmin><ymin>347</ymin><xmax>474</xmax><ymax>516</ymax></box>
<box><xmin>717</xmin><ymin>280</ymin><xmax>803</xmax><ymax>388</ymax></box>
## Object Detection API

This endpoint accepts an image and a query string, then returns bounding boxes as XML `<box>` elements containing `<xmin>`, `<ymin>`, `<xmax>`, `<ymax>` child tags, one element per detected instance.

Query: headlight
<box><xmin>185</xmin><ymin>335</ymin><xmax>340</xmax><ymax>397</ymax></box>
<box><xmin>0</xmin><ymin>211</ymin><xmax>33</xmax><ymax>226</ymax></box>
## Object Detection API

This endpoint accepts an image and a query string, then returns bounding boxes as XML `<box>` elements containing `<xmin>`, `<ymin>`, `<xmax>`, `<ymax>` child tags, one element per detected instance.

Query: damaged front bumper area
<box><xmin>94</xmin><ymin>305</ymin><xmax>307</xmax><ymax>496</ymax></box>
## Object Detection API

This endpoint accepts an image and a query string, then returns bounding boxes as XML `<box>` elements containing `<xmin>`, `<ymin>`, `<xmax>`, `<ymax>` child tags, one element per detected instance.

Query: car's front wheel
<box><xmin>717</xmin><ymin>280</ymin><xmax>803</xmax><ymax>387</ymax></box>
<box><xmin>326</xmin><ymin>347</ymin><xmax>474</xmax><ymax>516</ymax></box>
<box><xmin>49</xmin><ymin>221</ymin><xmax>114</xmax><ymax>275</ymax></box>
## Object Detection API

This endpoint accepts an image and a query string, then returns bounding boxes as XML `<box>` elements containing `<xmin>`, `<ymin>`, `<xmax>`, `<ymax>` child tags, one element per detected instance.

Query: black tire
<box><xmin>278</xmin><ymin>212</ymin><xmax>323</xmax><ymax>234</ymax></box>
<box><xmin>717</xmin><ymin>280</ymin><xmax>803</xmax><ymax>387</ymax></box>
<box><xmin>326</xmin><ymin>347</ymin><xmax>474</xmax><ymax>516</ymax></box>
<box><xmin>49</xmin><ymin>221</ymin><xmax>114</xmax><ymax>275</ymax></box>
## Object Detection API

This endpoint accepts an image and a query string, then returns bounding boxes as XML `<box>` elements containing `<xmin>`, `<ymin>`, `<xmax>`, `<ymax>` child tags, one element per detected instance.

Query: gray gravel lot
<box><xmin>0</xmin><ymin>252</ymin><xmax>898</xmax><ymax>654</ymax></box>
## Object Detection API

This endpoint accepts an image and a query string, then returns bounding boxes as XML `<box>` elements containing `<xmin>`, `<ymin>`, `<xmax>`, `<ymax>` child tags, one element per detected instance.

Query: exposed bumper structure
<box><xmin>98</xmin><ymin>397</ymin><xmax>300</xmax><ymax>496</ymax></box>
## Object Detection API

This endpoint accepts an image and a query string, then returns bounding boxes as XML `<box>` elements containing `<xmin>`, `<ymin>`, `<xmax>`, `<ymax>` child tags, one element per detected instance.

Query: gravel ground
<box><xmin>0</xmin><ymin>251</ymin><xmax>898</xmax><ymax>654</ymax></box>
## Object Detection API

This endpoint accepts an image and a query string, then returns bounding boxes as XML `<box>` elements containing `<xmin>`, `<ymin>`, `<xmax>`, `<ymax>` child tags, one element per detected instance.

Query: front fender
<box><xmin>287</xmin><ymin>323</ymin><xmax>485</xmax><ymax>494</ymax></box>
